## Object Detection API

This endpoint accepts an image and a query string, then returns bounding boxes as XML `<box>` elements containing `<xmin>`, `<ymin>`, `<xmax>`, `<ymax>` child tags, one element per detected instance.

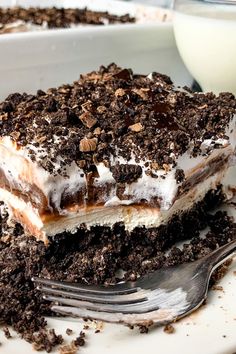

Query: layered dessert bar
<box><xmin>0</xmin><ymin>64</ymin><xmax>235</xmax><ymax>243</ymax></box>
<box><xmin>0</xmin><ymin>6</ymin><xmax>135</xmax><ymax>33</ymax></box>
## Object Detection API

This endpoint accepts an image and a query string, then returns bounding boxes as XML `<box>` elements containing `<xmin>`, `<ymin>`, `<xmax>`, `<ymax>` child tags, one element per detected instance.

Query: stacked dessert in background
<box><xmin>0</xmin><ymin>64</ymin><xmax>235</xmax><ymax>245</ymax></box>
<box><xmin>0</xmin><ymin>6</ymin><xmax>135</xmax><ymax>33</ymax></box>
<box><xmin>0</xmin><ymin>5</ymin><xmax>170</xmax><ymax>34</ymax></box>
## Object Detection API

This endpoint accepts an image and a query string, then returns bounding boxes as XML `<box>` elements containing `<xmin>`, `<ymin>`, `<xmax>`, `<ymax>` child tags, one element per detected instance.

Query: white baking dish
<box><xmin>0</xmin><ymin>0</ymin><xmax>192</xmax><ymax>100</ymax></box>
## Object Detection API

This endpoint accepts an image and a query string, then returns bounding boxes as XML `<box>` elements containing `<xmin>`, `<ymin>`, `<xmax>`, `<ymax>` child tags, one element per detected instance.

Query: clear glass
<box><xmin>173</xmin><ymin>0</ymin><xmax>236</xmax><ymax>94</ymax></box>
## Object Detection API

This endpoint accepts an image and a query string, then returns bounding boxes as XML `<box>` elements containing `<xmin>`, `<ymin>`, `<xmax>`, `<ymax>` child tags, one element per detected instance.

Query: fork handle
<box><xmin>206</xmin><ymin>235</ymin><xmax>236</xmax><ymax>272</ymax></box>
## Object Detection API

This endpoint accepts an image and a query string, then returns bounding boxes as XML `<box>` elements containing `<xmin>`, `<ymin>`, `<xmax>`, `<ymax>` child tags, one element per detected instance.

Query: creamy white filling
<box><xmin>0</xmin><ymin>187</ymin><xmax>43</xmax><ymax>230</ymax></box>
<box><xmin>0</xmin><ymin>114</ymin><xmax>235</xmax><ymax>214</ymax></box>
<box><xmin>0</xmin><ymin>164</ymin><xmax>232</xmax><ymax>238</ymax></box>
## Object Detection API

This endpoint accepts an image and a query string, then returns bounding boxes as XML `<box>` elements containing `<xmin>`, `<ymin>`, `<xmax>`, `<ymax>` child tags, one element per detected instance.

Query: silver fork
<box><xmin>33</xmin><ymin>238</ymin><xmax>236</xmax><ymax>326</ymax></box>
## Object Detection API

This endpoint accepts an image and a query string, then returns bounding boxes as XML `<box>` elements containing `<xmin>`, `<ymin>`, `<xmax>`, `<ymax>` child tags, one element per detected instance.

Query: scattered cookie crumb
<box><xmin>138</xmin><ymin>325</ymin><xmax>149</xmax><ymax>334</ymax></box>
<box><xmin>74</xmin><ymin>331</ymin><xmax>86</xmax><ymax>347</ymax></box>
<box><xmin>212</xmin><ymin>285</ymin><xmax>224</xmax><ymax>291</ymax></box>
<box><xmin>3</xmin><ymin>327</ymin><xmax>11</xmax><ymax>339</ymax></box>
<box><xmin>95</xmin><ymin>321</ymin><xmax>104</xmax><ymax>332</ymax></box>
<box><xmin>59</xmin><ymin>342</ymin><xmax>78</xmax><ymax>354</ymax></box>
<box><xmin>31</xmin><ymin>329</ymin><xmax>63</xmax><ymax>352</ymax></box>
<box><xmin>164</xmin><ymin>324</ymin><xmax>175</xmax><ymax>334</ymax></box>
<box><xmin>66</xmin><ymin>328</ymin><xmax>73</xmax><ymax>336</ymax></box>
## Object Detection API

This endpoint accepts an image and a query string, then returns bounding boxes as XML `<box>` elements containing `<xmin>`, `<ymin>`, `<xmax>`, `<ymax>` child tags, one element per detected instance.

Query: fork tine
<box><xmin>40</xmin><ymin>285</ymin><xmax>148</xmax><ymax>304</ymax></box>
<box><xmin>32</xmin><ymin>277</ymin><xmax>138</xmax><ymax>295</ymax></box>
<box><xmin>43</xmin><ymin>294</ymin><xmax>149</xmax><ymax>313</ymax></box>
<box><xmin>51</xmin><ymin>305</ymin><xmax>176</xmax><ymax>325</ymax></box>
<box><xmin>43</xmin><ymin>286</ymin><xmax>190</xmax><ymax>314</ymax></box>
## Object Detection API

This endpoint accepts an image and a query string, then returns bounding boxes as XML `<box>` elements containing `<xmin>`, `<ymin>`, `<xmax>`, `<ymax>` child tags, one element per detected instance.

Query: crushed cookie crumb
<box><xmin>0</xmin><ymin>64</ymin><xmax>234</xmax><ymax>177</ymax></box>
<box><xmin>212</xmin><ymin>285</ymin><xmax>224</xmax><ymax>291</ymax></box>
<box><xmin>164</xmin><ymin>324</ymin><xmax>175</xmax><ymax>334</ymax></box>
<box><xmin>59</xmin><ymin>342</ymin><xmax>78</xmax><ymax>354</ymax></box>
<box><xmin>74</xmin><ymin>331</ymin><xmax>86</xmax><ymax>347</ymax></box>
<box><xmin>138</xmin><ymin>325</ymin><xmax>149</xmax><ymax>334</ymax></box>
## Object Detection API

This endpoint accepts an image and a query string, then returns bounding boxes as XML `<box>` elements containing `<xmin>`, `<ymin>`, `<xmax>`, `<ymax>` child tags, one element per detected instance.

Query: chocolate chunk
<box><xmin>1</xmin><ymin>101</ymin><xmax>14</xmax><ymax>113</ymax></box>
<box><xmin>79</xmin><ymin>111</ymin><xmax>97</xmax><ymax>128</ymax></box>
<box><xmin>37</xmin><ymin>89</ymin><xmax>46</xmax><ymax>96</ymax></box>
<box><xmin>46</xmin><ymin>97</ymin><xmax>57</xmax><ymax>112</ymax></box>
<box><xmin>111</xmin><ymin>164</ymin><xmax>142</xmax><ymax>184</ymax></box>
<box><xmin>112</xmin><ymin>68</ymin><xmax>133</xmax><ymax>81</ymax></box>
<box><xmin>79</xmin><ymin>137</ymin><xmax>97</xmax><ymax>152</ymax></box>
<box><xmin>5</xmin><ymin>92</ymin><xmax>23</xmax><ymax>106</ymax></box>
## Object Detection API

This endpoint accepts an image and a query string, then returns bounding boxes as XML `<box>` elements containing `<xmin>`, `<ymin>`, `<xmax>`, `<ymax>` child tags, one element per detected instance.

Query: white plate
<box><xmin>0</xmin><ymin>0</ymin><xmax>192</xmax><ymax>100</ymax></box>
<box><xmin>1</xmin><ymin>204</ymin><xmax>236</xmax><ymax>354</ymax></box>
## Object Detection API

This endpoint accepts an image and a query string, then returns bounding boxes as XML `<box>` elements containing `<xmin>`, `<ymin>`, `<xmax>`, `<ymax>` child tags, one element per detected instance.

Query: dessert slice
<box><xmin>0</xmin><ymin>64</ymin><xmax>235</xmax><ymax>243</ymax></box>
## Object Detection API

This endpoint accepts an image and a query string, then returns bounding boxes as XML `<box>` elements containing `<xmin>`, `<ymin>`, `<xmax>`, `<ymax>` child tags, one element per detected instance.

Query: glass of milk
<box><xmin>173</xmin><ymin>0</ymin><xmax>236</xmax><ymax>95</ymax></box>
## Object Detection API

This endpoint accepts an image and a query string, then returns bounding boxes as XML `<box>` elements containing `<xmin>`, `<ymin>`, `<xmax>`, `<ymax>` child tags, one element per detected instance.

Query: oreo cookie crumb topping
<box><xmin>0</xmin><ymin>7</ymin><xmax>135</xmax><ymax>29</ymax></box>
<box><xmin>111</xmin><ymin>164</ymin><xmax>142</xmax><ymax>184</ymax></box>
<box><xmin>0</xmin><ymin>64</ymin><xmax>235</xmax><ymax>176</ymax></box>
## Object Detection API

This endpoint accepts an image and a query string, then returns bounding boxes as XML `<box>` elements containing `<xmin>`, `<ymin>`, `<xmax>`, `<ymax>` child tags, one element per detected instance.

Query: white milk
<box><xmin>173</xmin><ymin>2</ymin><xmax>236</xmax><ymax>94</ymax></box>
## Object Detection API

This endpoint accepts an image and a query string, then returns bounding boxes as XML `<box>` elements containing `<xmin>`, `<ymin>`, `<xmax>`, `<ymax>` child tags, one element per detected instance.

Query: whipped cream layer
<box><xmin>0</xmin><ymin>124</ymin><xmax>235</xmax><ymax>242</ymax></box>
<box><xmin>0</xmin><ymin>113</ymin><xmax>235</xmax><ymax>212</ymax></box>
<box><xmin>0</xmin><ymin>165</ymin><xmax>229</xmax><ymax>241</ymax></box>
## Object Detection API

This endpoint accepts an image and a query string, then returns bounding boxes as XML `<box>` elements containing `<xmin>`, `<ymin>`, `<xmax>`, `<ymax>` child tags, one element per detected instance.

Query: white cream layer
<box><xmin>0</xmin><ymin>113</ymin><xmax>235</xmax><ymax>217</ymax></box>
<box><xmin>0</xmin><ymin>164</ymin><xmax>231</xmax><ymax>240</ymax></box>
